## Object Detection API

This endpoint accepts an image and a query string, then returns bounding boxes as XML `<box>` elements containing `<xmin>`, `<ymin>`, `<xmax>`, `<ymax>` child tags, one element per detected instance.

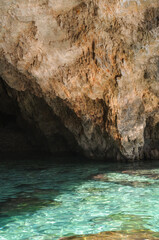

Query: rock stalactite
<box><xmin>0</xmin><ymin>0</ymin><xmax>159</xmax><ymax>160</ymax></box>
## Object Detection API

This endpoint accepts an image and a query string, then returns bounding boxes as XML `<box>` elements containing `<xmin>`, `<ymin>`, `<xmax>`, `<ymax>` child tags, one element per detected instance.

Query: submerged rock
<box><xmin>122</xmin><ymin>169</ymin><xmax>159</xmax><ymax>180</ymax></box>
<box><xmin>91</xmin><ymin>213</ymin><xmax>151</xmax><ymax>231</ymax></box>
<box><xmin>58</xmin><ymin>230</ymin><xmax>159</xmax><ymax>240</ymax></box>
<box><xmin>0</xmin><ymin>0</ymin><xmax>159</xmax><ymax>160</ymax></box>
<box><xmin>0</xmin><ymin>192</ymin><xmax>61</xmax><ymax>219</ymax></box>
<box><xmin>18</xmin><ymin>188</ymin><xmax>60</xmax><ymax>200</ymax></box>
<box><xmin>91</xmin><ymin>173</ymin><xmax>154</xmax><ymax>187</ymax></box>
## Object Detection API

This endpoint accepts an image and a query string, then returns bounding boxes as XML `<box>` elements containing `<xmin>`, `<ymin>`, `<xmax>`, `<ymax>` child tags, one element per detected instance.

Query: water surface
<box><xmin>0</xmin><ymin>157</ymin><xmax>159</xmax><ymax>239</ymax></box>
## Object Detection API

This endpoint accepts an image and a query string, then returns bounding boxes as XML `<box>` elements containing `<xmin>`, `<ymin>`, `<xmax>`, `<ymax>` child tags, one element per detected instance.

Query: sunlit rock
<box><xmin>0</xmin><ymin>0</ymin><xmax>159</xmax><ymax>160</ymax></box>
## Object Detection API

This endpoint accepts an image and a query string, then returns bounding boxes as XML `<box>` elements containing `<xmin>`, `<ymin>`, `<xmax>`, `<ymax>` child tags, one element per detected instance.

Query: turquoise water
<box><xmin>0</xmin><ymin>157</ymin><xmax>159</xmax><ymax>239</ymax></box>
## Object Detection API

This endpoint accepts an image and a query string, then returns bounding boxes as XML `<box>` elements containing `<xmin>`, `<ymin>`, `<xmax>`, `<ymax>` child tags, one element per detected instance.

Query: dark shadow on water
<box><xmin>0</xmin><ymin>153</ymin><xmax>94</xmax><ymax>228</ymax></box>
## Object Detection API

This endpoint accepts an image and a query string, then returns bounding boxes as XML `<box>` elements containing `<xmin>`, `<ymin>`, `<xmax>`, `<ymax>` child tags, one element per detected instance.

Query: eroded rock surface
<box><xmin>0</xmin><ymin>0</ymin><xmax>159</xmax><ymax>160</ymax></box>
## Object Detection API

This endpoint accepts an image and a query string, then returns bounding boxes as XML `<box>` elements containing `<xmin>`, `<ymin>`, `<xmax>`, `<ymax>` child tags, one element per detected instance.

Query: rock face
<box><xmin>0</xmin><ymin>0</ymin><xmax>159</xmax><ymax>160</ymax></box>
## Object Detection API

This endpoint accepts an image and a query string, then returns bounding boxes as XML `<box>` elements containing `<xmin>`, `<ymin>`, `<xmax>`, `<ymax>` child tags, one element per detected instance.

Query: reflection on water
<box><xmin>0</xmin><ymin>157</ymin><xmax>159</xmax><ymax>240</ymax></box>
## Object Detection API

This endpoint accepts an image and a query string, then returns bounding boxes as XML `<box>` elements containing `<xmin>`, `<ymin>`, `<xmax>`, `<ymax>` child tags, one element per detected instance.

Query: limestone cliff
<box><xmin>0</xmin><ymin>0</ymin><xmax>159</xmax><ymax>160</ymax></box>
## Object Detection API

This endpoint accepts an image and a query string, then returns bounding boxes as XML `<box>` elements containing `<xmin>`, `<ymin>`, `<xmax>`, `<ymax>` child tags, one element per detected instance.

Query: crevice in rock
<box><xmin>92</xmin><ymin>40</ymin><xmax>96</xmax><ymax>60</ymax></box>
<box><xmin>144</xmin><ymin>116</ymin><xmax>159</xmax><ymax>160</ymax></box>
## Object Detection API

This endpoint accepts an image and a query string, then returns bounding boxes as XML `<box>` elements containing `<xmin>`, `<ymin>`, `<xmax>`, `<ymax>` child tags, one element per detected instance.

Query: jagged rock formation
<box><xmin>0</xmin><ymin>0</ymin><xmax>159</xmax><ymax>160</ymax></box>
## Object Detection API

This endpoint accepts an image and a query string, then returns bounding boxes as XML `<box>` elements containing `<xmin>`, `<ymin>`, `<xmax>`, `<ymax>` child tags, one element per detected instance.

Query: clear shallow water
<box><xmin>0</xmin><ymin>157</ymin><xmax>159</xmax><ymax>239</ymax></box>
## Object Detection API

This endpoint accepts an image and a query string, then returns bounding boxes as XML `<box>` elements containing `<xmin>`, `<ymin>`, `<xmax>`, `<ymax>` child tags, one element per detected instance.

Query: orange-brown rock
<box><xmin>58</xmin><ymin>230</ymin><xmax>159</xmax><ymax>240</ymax></box>
<box><xmin>0</xmin><ymin>0</ymin><xmax>159</xmax><ymax>160</ymax></box>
